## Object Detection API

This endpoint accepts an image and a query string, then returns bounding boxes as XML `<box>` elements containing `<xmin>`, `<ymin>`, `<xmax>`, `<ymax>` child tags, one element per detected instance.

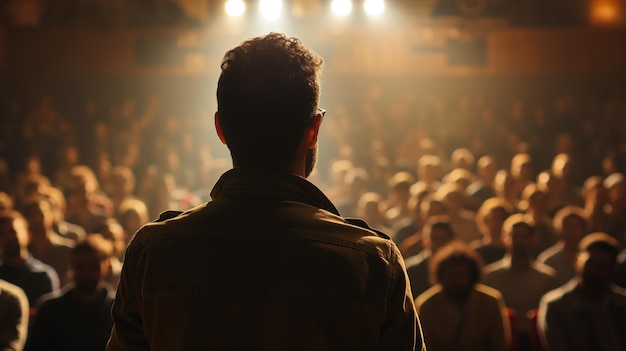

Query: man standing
<box><xmin>108</xmin><ymin>33</ymin><xmax>423</xmax><ymax>351</ymax></box>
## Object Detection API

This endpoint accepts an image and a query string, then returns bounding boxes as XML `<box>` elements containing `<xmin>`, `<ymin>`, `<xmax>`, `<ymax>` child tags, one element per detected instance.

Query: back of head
<box><xmin>217</xmin><ymin>33</ymin><xmax>323</xmax><ymax>169</ymax></box>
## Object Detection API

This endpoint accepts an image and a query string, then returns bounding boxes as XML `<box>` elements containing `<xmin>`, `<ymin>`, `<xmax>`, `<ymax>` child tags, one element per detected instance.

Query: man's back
<box><xmin>108</xmin><ymin>169</ymin><xmax>419</xmax><ymax>350</ymax></box>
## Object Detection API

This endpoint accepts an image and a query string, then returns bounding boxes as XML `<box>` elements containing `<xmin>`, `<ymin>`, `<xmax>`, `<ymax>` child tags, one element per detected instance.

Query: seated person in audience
<box><xmin>520</xmin><ymin>184</ymin><xmax>557</xmax><ymax>257</ymax></box>
<box><xmin>117</xmin><ymin>198</ymin><xmax>149</xmax><ymax>247</ymax></box>
<box><xmin>94</xmin><ymin>219</ymin><xmax>126</xmax><ymax>288</ymax></box>
<box><xmin>65</xmin><ymin>165</ymin><xmax>111</xmax><ymax>233</ymax></box>
<box><xmin>510</xmin><ymin>153</ymin><xmax>534</xmax><ymax>200</ymax></box>
<box><xmin>399</xmin><ymin>195</ymin><xmax>447</xmax><ymax>258</ymax></box>
<box><xmin>21</xmin><ymin>196</ymin><xmax>74</xmax><ymax>286</ymax></box>
<box><xmin>15</xmin><ymin>173</ymin><xmax>51</xmax><ymax>210</ymax></box>
<box><xmin>538</xmin><ymin>233</ymin><xmax>625</xmax><ymax>351</ymax></box>
<box><xmin>336</xmin><ymin>167</ymin><xmax>369</xmax><ymax>218</ymax></box>
<box><xmin>470</xmin><ymin>197</ymin><xmax>512</xmax><ymax>265</ymax></box>
<box><xmin>410</xmin><ymin>155</ymin><xmax>442</xmax><ymax>196</ymax></box>
<box><xmin>581</xmin><ymin>176</ymin><xmax>607</xmax><ymax>233</ymax></box>
<box><xmin>603</xmin><ymin>173</ymin><xmax>625</xmax><ymax>248</ymax></box>
<box><xmin>107</xmin><ymin>166</ymin><xmax>143</xmax><ymax>215</ymax></box>
<box><xmin>0</xmin><ymin>279</ymin><xmax>29</xmax><ymax>351</ymax></box>
<box><xmin>384</xmin><ymin>172</ymin><xmax>415</xmax><ymax>227</ymax></box>
<box><xmin>406</xmin><ymin>216</ymin><xmax>456</xmax><ymax>298</ymax></box>
<box><xmin>494</xmin><ymin>170</ymin><xmax>519</xmax><ymax>211</ymax></box>
<box><xmin>484</xmin><ymin>214</ymin><xmax>558</xmax><ymax>351</ymax></box>
<box><xmin>436</xmin><ymin>183</ymin><xmax>481</xmax><ymax>244</ymax></box>
<box><xmin>356</xmin><ymin>192</ymin><xmax>392</xmax><ymax>238</ymax></box>
<box><xmin>449</xmin><ymin>148</ymin><xmax>475</xmax><ymax>172</ymax></box>
<box><xmin>25</xmin><ymin>235</ymin><xmax>115</xmax><ymax>351</ymax></box>
<box><xmin>466</xmin><ymin>156</ymin><xmax>498</xmax><ymax>211</ymax></box>
<box><xmin>394</xmin><ymin>190</ymin><xmax>429</xmax><ymax>247</ymax></box>
<box><xmin>551</xmin><ymin>153</ymin><xmax>584</xmax><ymax>208</ymax></box>
<box><xmin>0</xmin><ymin>211</ymin><xmax>59</xmax><ymax>306</ymax></box>
<box><xmin>444</xmin><ymin>168</ymin><xmax>474</xmax><ymax>194</ymax></box>
<box><xmin>43</xmin><ymin>187</ymin><xmax>86</xmax><ymax>242</ymax></box>
<box><xmin>537</xmin><ymin>171</ymin><xmax>566</xmax><ymax>217</ymax></box>
<box><xmin>0</xmin><ymin>192</ymin><xmax>14</xmax><ymax>212</ymax></box>
<box><xmin>537</xmin><ymin>206</ymin><xmax>588</xmax><ymax>287</ymax></box>
<box><xmin>416</xmin><ymin>242</ymin><xmax>510</xmax><ymax>351</ymax></box>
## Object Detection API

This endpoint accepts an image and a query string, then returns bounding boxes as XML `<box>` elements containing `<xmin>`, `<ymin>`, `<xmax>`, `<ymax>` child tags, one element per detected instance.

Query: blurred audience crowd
<box><xmin>0</xmin><ymin>88</ymin><xmax>624</xmax><ymax>351</ymax></box>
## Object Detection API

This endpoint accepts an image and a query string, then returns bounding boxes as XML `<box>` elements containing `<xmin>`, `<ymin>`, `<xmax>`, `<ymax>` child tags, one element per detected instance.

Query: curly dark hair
<box><xmin>216</xmin><ymin>33</ymin><xmax>323</xmax><ymax>168</ymax></box>
<box><xmin>429</xmin><ymin>242</ymin><xmax>484</xmax><ymax>287</ymax></box>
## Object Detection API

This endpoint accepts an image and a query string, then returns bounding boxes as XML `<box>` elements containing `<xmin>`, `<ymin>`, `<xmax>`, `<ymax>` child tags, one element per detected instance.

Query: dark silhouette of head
<box><xmin>576</xmin><ymin>232</ymin><xmax>620</xmax><ymax>292</ymax></box>
<box><xmin>430</xmin><ymin>242</ymin><xmax>484</xmax><ymax>300</ymax></box>
<box><xmin>216</xmin><ymin>33</ymin><xmax>324</xmax><ymax>175</ymax></box>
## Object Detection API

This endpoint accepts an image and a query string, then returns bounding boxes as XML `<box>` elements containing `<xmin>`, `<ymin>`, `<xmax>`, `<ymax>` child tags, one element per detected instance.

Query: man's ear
<box><xmin>214</xmin><ymin>112</ymin><xmax>227</xmax><ymax>145</ymax></box>
<box><xmin>304</xmin><ymin>114</ymin><xmax>323</xmax><ymax>149</ymax></box>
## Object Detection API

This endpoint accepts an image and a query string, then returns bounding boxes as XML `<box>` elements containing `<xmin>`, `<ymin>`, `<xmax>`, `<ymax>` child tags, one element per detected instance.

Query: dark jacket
<box><xmin>26</xmin><ymin>284</ymin><xmax>115</xmax><ymax>351</ymax></box>
<box><xmin>108</xmin><ymin>168</ymin><xmax>423</xmax><ymax>351</ymax></box>
<box><xmin>538</xmin><ymin>280</ymin><xmax>626</xmax><ymax>351</ymax></box>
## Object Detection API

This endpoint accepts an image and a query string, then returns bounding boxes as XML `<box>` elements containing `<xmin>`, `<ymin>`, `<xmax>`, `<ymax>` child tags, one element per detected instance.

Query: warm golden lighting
<box><xmin>591</xmin><ymin>1</ymin><xmax>619</xmax><ymax>24</ymax></box>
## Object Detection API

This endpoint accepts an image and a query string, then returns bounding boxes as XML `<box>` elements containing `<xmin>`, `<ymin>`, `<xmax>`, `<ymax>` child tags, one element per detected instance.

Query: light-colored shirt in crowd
<box><xmin>484</xmin><ymin>255</ymin><xmax>558</xmax><ymax>333</ymax></box>
<box><xmin>537</xmin><ymin>242</ymin><xmax>576</xmax><ymax>287</ymax></box>
<box><xmin>416</xmin><ymin>283</ymin><xmax>511</xmax><ymax>351</ymax></box>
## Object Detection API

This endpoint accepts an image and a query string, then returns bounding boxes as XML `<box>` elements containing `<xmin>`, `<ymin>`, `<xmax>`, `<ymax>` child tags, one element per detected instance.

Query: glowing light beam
<box><xmin>364</xmin><ymin>0</ymin><xmax>384</xmax><ymax>16</ymax></box>
<box><xmin>225</xmin><ymin>0</ymin><xmax>246</xmax><ymax>17</ymax></box>
<box><xmin>331</xmin><ymin>0</ymin><xmax>352</xmax><ymax>17</ymax></box>
<box><xmin>260</xmin><ymin>0</ymin><xmax>283</xmax><ymax>21</ymax></box>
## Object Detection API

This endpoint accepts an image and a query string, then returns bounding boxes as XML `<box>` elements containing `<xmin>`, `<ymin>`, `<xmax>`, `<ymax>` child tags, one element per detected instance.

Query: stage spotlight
<box><xmin>331</xmin><ymin>0</ymin><xmax>352</xmax><ymax>17</ymax></box>
<box><xmin>225</xmin><ymin>0</ymin><xmax>246</xmax><ymax>17</ymax></box>
<box><xmin>260</xmin><ymin>0</ymin><xmax>283</xmax><ymax>21</ymax></box>
<box><xmin>364</xmin><ymin>0</ymin><xmax>384</xmax><ymax>16</ymax></box>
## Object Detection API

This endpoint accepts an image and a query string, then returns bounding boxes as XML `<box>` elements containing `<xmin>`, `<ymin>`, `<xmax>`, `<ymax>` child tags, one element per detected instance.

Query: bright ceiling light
<box><xmin>331</xmin><ymin>0</ymin><xmax>352</xmax><ymax>17</ymax></box>
<box><xmin>260</xmin><ymin>0</ymin><xmax>283</xmax><ymax>21</ymax></box>
<box><xmin>364</xmin><ymin>0</ymin><xmax>384</xmax><ymax>16</ymax></box>
<box><xmin>225</xmin><ymin>0</ymin><xmax>246</xmax><ymax>17</ymax></box>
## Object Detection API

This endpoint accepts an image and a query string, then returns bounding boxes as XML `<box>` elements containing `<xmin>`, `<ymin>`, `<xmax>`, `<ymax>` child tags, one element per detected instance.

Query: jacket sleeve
<box><xmin>107</xmin><ymin>235</ymin><xmax>150</xmax><ymax>351</ymax></box>
<box><xmin>379</xmin><ymin>243</ymin><xmax>425</xmax><ymax>351</ymax></box>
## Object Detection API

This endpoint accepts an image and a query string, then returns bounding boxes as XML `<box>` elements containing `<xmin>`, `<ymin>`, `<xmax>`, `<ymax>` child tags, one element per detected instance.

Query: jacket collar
<box><xmin>210</xmin><ymin>168</ymin><xmax>340</xmax><ymax>216</ymax></box>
